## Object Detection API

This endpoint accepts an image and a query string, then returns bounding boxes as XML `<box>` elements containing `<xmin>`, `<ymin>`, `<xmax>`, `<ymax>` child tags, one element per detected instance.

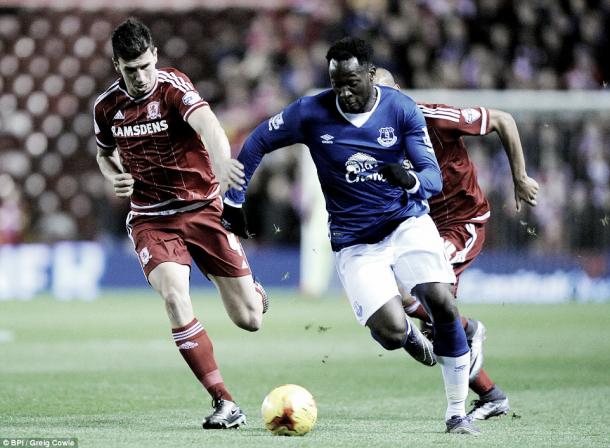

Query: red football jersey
<box><xmin>94</xmin><ymin>67</ymin><xmax>218</xmax><ymax>213</ymax></box>
<box><xmin>418</xmin><ymin>103</ymin><xmax>491</xmax><ymax>229</ymax></box>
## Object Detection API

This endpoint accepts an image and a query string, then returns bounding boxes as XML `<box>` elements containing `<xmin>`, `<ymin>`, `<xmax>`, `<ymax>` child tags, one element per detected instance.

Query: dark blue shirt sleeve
<box><xmin>402</xmin><ymin>104</ymin><xmax>442</xmax><ymax>200</ymax></box>
<box><xmin>225</xmin><ymin>100</ymin><xmax>304</xmax><ymax>204</ymax></box>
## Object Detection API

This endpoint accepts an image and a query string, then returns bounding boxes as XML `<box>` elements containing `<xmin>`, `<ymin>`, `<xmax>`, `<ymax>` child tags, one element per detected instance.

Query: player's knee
<box><xmin>415</xmin><ymin>283</ymin><xmax>457</xmax><ymax>323</ymax></box>
<box><xmin>216</xmin><ymin>277</ymin><xmax>264</xmax><ymax>331</ymax></box>
<box><xmin>245</xmin><ymin>315</ymin><xmax>262</xmax><ymax>332</ymax></box>
<box><xmin>232</xmin><ymin>311</ymin><xmax>261</xmax><ymax>332</ymax></box>
<box><xmin>370</xmin><ymin>324</ymin><xmax>406</xmax><ymax>351</ymax></box>
<box><xmin>228</xmin><ymin>294</ymin><xmax>262</xmax><ymax>331</ymax></box>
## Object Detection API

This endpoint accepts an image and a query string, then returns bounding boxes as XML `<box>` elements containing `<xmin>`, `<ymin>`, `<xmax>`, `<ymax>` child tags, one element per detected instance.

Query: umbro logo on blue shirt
<box><xmin>320</xmin><ymin>134</ymin><xmax>334</xmax><ymax>144</ymax></box>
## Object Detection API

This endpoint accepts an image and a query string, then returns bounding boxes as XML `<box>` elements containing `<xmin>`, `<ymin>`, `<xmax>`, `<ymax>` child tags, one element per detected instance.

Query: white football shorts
<box><xmin>334</xmin><ymin>214</ymin><xmax>456</xmax><ymax>326</ymax></box>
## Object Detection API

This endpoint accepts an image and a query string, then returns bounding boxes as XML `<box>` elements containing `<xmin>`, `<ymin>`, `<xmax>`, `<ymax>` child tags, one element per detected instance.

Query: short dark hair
<box><xmin>325</xmin><ymin>37</ymin><xmax>373</xmax><ymax>66</ymax></box>
<box><xmin>111</xmin><ymin>18</ymin><xmax>154</xmax><ymax>61</ymax></box>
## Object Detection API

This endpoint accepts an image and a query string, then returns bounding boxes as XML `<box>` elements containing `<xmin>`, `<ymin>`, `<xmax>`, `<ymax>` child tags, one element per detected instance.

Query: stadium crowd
<box><xmin>0</xmin><ymin>1</ymin><xmax>609</xmax><ymax>252</ymax></box>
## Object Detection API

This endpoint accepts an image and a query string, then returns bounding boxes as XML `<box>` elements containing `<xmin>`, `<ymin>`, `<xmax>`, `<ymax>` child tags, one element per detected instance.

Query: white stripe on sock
<box><xmin>172</xmin><ymin>322</ymin><xmax>204</xmax><ymax>341</ymax></box>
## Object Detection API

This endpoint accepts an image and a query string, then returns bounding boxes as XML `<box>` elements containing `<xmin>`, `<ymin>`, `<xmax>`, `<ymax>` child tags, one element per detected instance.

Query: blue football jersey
<box><xmin>226</xmin><ymin>86</ymin><xmax>443</xmax><ymax>251</ymax></box>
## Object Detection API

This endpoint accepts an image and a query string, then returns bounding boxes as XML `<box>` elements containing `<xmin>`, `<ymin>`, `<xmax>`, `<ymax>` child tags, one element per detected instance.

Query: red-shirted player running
<box><xmin>94</xmin><ymin>18</ymin><xmax>267</xmax><ymax>429</ymax></box>
<box><xmin>375</xmin><ymin>68</ymin><xmax>539</xmax><ymax>420</ymax></box>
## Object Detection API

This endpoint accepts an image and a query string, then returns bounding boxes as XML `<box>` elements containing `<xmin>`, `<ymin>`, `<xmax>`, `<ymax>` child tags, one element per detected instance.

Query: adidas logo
<box><xmin>113</xmin><ymin>110</ymin><xmax>125</xmax><ymax>120</ymax></box>
<box><xmin>178</xmin><ymin>341</ymin><xmax>199</xmax><ymax>350</ymax></box>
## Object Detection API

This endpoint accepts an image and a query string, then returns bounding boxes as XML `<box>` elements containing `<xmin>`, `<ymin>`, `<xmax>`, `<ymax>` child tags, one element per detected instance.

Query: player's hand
<box><xmin>379</xmin><ymin>163</ymin><xmax>416</xmax><ymax>189</ymax></box>
<box><xmin>216</xmin><ymin>159</ymin><xmax>245</xmax><ymax>195</ymax></box>
<box><xmin>112</xmin><ymin>173</ymin><xmax>134</xmax><ymax>198</ymax></box>
<box><xmin>514</xmin><ymin>175</ymin><xmax>539</xmax><ymax>211</ymax></box>
<box><xmin>221</xmin><ymin>203</ymin><xmax>251</xmax><ymax>239</ymax></box>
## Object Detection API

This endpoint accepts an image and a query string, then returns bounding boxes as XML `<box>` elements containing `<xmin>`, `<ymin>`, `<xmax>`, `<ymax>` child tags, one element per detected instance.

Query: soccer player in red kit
<box><xmin>94</xmin><ymin>18</ymin><xmax>267</xmax><ymax>429</ymax></box>
<box><xmin>375</xmin><ymin>68</ymin><xmax>539</xmax><ymax>420</ymax></box>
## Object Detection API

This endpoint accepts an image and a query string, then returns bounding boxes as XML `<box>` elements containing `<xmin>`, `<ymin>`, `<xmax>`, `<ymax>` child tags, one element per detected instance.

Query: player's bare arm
<box><xmin>187</xmin><ymin>106</ymin><xmax>245</xmax><ymax>194</ymax></box>
<box><xmin>488</xmin><ymin>109</ymin><xmax>539</xmax><ymax>211</ymax></box>
<box><xmin>96</xmin><ymin>146</ymin><xmax>134</xmax><ymax>198</ymax></box>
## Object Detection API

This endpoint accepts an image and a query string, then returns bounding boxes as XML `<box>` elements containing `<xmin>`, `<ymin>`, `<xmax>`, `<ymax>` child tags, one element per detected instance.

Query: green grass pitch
<box><xmin>1</xmin><ymin>290</ymin><xmax>609</xmax><ymax>447</ymax></box>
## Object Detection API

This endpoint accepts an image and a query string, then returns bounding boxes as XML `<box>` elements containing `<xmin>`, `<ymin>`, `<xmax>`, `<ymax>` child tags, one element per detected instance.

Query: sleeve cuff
<box><xmin>183</xmin><ymin>102</ymin><xmax>208</xmax><ymax>122</ymax></box>
<box><xmin>405</xmin><ymin>171</ymin><xmax>420</xmax><ymax>194</ymax></box>
<box><xmin>223</xmin><ymin>197</ymin><xmax>243</xmax><ymax>208</ymax></box>
<box><xmin>95</xmin><ymin>137</ymin><xmax>115</xmax><ymax>149</ymax></box>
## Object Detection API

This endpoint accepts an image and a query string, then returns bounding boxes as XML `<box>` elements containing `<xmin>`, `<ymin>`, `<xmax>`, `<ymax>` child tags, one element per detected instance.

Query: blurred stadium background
<box><xmin>0</xmin><ymin>0</ymin><xmax>609</xmax><ymax>301</ymax></box>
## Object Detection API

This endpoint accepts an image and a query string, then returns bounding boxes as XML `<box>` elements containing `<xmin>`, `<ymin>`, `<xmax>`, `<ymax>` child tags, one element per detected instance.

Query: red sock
<box><xmin>172</xmin><ymin>318</ymin><xmax>233</xmax><ymax>401</ymax></box>
<box><xmin>405</xmin><ymin>302</ymin><xmax>432</xmax><ymax>323</ymax></box>
<box><xmin>469</xmin><ymin>368</ymin><xmax>495</xmax><ymax>395</ymax></box>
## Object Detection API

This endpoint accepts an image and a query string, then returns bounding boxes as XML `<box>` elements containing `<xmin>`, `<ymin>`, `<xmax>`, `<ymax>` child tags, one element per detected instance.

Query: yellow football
<box><xmin>261</xmin><ymin>384</ymin><xmax>317</xmax><ymax>436</ymax></box>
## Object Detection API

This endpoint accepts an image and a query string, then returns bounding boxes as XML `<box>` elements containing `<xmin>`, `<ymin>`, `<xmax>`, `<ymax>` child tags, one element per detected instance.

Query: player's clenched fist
<box><xmin>112</xmin><ymin>173</ymin><xmax>134</xmax><ymax>198</ymax></box>
<box><xmin>221</xmin><ymin>203</ymin><xmax>251</xmax><ymax>239</ymax></box>
<box><xmin>379</xmin><ymin>163</ymin><xmax>417</xmax><ymax>189</ymax></box>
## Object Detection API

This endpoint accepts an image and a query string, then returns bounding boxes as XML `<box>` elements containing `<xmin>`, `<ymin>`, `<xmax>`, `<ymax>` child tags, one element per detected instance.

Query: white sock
<box><xmin>437</xmin><ymin>352</ymin><xmax>470</xmax><ymax>421</ymax></box>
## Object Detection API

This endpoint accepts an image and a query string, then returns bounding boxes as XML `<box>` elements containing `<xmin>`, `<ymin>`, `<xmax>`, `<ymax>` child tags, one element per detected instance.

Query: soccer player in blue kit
<box><xmin>222</xmin><ymin>37</ymin><xmax>480</xmax><ymax>435</ymax></box>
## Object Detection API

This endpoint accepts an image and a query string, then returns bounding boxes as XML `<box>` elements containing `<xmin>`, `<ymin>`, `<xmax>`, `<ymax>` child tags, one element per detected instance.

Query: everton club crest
<box><xmin>377</xmin><ymin>127</ymin><xmax>397</xmax><ymax>147</ymax></box>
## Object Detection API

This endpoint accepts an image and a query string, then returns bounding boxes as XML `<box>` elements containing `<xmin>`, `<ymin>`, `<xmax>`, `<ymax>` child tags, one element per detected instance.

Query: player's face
<box><xmin>114</xmin><ymin>47</ymin><xmax>158</xmax><ymax>98</ymax></box>
<box><xmin>329</xmin><ymin>57</ymin><xmax>375</xmax><ymax>113</ymax></box>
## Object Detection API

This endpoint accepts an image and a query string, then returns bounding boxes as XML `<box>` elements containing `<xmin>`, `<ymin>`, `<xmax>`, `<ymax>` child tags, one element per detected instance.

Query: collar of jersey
<box><xmin>118</xmin><ymin>72</ymin><xmax>159</xmax><ymax>103</ymax></box>
<box><xmin>335</xmin><ymin>86</ymin><xmax>381</xmax><ymax>128</ymax></box>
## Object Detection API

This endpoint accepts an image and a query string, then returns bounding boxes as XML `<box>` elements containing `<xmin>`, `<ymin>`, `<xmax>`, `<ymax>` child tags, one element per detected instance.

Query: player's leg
<box><xmin>147</xmin><ymin>261</ymin><xmax>194</xmax><ymax>327</ymax></box>
<box><xmin>188</xmin><ymin>198</ymin><xmax>269</xmax><ymax>331</ymax></box>
<box><xmin>192</xmin><ymin>241</ymin><xmax>267</xmax><ymax>332</ymax></box>
<box><xmin>468</xmin><ymin>372</ymin><xmax>510</xmax><ymax>420</ymax></box>
<box><xmin>413</xmin><ymin>282</ymin><xmax>477</xmax><ymax>433</ymax></box>
<box><xmin>455</xmin><ymin>280</ymin><xmax>510</xmax><ymax>420</ymax></box>
<box><xmin>334</xmin><ymin>241</ymin><xmax>435</xmax><ymax>366</ymax></box>
<box><xmin>402</xmin><ymin>292</ymin><xmax>433</xmax><ymax>323</ymax></box>
<box><xmin>181</xmin><ymin>202</ymin><xmax>272</xmax><ymax>428</ymax></box>
<box><xmin>146</xmin><ymin>261</ymin><xmax>245</xmax><ymax>429</ymax></box>
<box><xmin>466</xmin><ymin>319</ymin><xmax>510</xmax><ymax>419</ymax></box>
<box><xmin>365</xmin><ymin>295</ymin><xmax>407</xmax><ymax>349</ymax></box>
<box><xmin>392</xmin><ymin>215</ymin><xmax>479</xmax><ymax>434</ymax></box>
<box><xmin>406</xmin><ymin>288</ymin><xmax>490</xmax><ymax>380</ymax></box>
<box><xmin>365</xmin><ymin>296</ymin><xmax>436</xmax><ymax>367</ymax></box>
<box><xmin>403</xmin><ymin>222</ymin><xmax>509</xmax><ymax>419</ymax></box>
<box><xmin>128</xmin><ymin>212</ymin><xmax>244</xmax><ymax>430</ymax></box>
<box><xmin>210</xmin><ymin>274</ymin><xmax>266</xmax><ymax>331</ymax></box>
<box><xmin>443</xmin><ymin>223</ymin><xmax>511</xmax><ymax>419</ymax></box>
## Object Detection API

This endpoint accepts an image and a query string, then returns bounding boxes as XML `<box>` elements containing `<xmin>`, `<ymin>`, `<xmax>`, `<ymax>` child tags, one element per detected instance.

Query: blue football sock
<box><xmin>433</xmin><ymin>318</ymin><xmax>469</xmax><ymax>357</ymax></box>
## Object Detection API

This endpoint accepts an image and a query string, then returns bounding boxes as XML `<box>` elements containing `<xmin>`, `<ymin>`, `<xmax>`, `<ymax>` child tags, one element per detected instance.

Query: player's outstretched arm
<box><xmin>488</xmin><ymin>109</ymin><xmax>539</xmax><ymax>211</ymax></box>
<box><xmin>222</xmin><ymin>100</ymin><xmax>304</xmax><ymax>238</ymax></box>
<box><xmin>187</xmin><ymin>106</ymin><xmax>245</xmax><ymax>194</ymax></box>
<box><xmin>96</xmin><ymin>146</ymin><xmax>134</xmax><ymax>198</ymax></box>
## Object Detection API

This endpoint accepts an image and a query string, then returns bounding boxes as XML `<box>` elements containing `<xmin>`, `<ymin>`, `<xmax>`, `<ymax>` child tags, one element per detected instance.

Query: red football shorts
<box><xmin>126</xmin><ymin>198</ymin><xmax>252</xmax><ymax>279</ymax></box>
<box><xmin>438</xmin><ymin>221</ymin><xmax>486</xmax><ymax>296</ymax></box>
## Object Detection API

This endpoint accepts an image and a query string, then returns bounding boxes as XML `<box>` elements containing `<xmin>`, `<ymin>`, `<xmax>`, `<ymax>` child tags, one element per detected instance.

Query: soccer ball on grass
<box><xmin>261</xmin><ymin>384</ymin><xmax>317</xmax><ymax>436</ymax></box>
